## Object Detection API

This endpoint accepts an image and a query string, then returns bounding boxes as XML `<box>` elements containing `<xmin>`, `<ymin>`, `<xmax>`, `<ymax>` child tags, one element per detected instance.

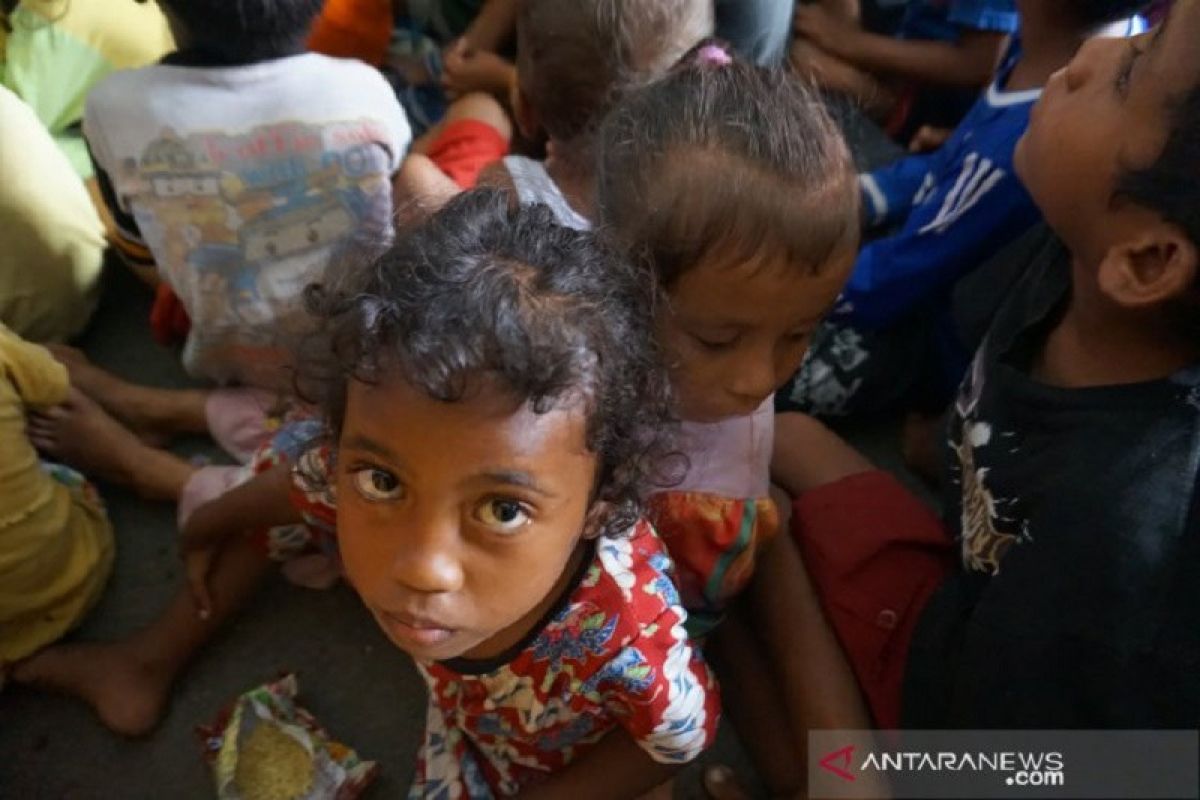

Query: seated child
<box><xmin>597</xmin><ymin>44</ymin><xmax>862</xmax><ymax>795</ymax></box>
<box><xmin>399</xmin><ymin>0</ymin><xmax>713</xmax><ymax>225</ymax></box>
<box><xmin>84</xmin><ymin>0</ymin><xmax>411</xmax><ymax>390</ymax></box>
<box><xmin>770</xmin><ymin>0</ymin><xmax>1200</xmax><ymax>740</ymax></box>
<box><xmin>310</xmin><ymin>0</ymin><xmax>519</xmax><ymax>136</ymax></box>
<box><xmin>0</xmin><ymin>325</ymin><xmax>112</xmax><ymax>677</ymax></box>
<box><xmin>792</xmin><ymin>0</ymin><xmax>1018</xmax><ymax>134</ymax></box>
<box><xmin>15</xmin><ymin>190</ymin><xmax>721</xmax><ymax>800</ymax></box>
<box><xmin>0</xmin><ymin>0</ymin><xmax>174</xmax><ymax>178</ymax></box>
<box><xmin>780</xmin><ymin>0</ymin><xmax>1150</xmax><ymax>420</ymax></box>
<box><xmin>0</xmin><ymin>86</ymin><xmax>105</xmax><ymax>344</ymax></box>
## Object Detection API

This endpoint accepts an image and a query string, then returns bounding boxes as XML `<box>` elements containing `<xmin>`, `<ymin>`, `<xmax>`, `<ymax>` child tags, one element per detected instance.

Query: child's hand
<box><xmin>182</xmin><ymin>542</ymin><xmax>217</xmax><ymax>620</ymax></box>
<box><xmin>909</xmin><ymin>125</ymin><xmax>953</xmax><ymax>154</ymax></box>
<box><xmin>441</xmin><ymin>40</ymin><xmax>516</xmax><ymax>99</ymax></box>
<box><xmin>179</xmin><ymin>516</ymin><xmax>229</xmax><ymax>619</ymax></box>
<box><xmin>794</xmin><ymin>4</ymin><xmax>852</xmax><ymax>54</ymax></box>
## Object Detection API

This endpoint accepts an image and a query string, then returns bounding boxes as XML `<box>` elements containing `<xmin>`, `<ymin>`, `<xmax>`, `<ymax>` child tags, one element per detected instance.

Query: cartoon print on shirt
<box><xmin>119</xmin><ymin>120</ymin><xmax>394</xmax><ymax>383</ymax></box>
<box><xmin>952</xmin><ymin>345</ymin><xmax>1029</xmax><ymax>575</ymax></box>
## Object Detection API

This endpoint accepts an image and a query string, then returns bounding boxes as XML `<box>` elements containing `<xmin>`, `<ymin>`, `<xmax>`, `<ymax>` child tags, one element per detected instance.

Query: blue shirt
<box><xmin>898</xmin><ymin>0</ymin><xmax>1019</xmax><ymax>42</ymax></box>
<box><xmin>835</xmin><ymin>44</ymin><xmax>1040</xmax><ymax>332</ymax></box>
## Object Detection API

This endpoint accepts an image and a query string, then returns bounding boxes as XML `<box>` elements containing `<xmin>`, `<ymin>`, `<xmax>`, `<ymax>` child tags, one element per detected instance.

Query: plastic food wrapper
<box><xmin>198</xmin><ymin>674</ymin><xmax>379</xmax><ymax>800</ymax></box>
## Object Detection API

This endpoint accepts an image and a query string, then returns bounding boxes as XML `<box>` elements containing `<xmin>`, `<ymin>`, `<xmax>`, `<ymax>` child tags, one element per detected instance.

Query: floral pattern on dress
<box><xmin>410</xmin><ymin>521</ymin><xmax>719</xmax><ymax>797</ymax></box>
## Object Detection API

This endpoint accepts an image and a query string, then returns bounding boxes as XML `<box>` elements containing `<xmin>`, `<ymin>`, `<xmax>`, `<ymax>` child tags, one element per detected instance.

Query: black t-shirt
<box><xmin>903</xmin><ymin>231</ymin><xmax>1200</xmax><ymax>728</ymax></box>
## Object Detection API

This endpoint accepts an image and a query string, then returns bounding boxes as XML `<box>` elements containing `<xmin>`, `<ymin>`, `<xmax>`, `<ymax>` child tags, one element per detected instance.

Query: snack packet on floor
<box><xmin>198</xmin><ymin>674</ymin><xmax>379</xmax><ymax>800</ymax></box>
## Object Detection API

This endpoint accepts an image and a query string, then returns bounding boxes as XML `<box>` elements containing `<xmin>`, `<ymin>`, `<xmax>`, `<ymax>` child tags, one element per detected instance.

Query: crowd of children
<box><xmin>2</xmin><ymin>0</ymin><xmax>1198</xmax><ymax>797</ymax></box>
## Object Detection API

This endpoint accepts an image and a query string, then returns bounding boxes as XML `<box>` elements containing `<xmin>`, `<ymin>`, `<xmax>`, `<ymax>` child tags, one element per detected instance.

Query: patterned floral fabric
<box><xmin>648</xmin><ymin>492</ymin><xmax>779</xmax><ymax>637</ymax></box>
<box><xmin>411</xmin><ymin>522</ymin><xmax>720</xmax><ymax>798</ymax></box>
<box><xmin>248</xmin><ymin>423</ymin><xmax>336</xmax><ymax>562</ymax></box>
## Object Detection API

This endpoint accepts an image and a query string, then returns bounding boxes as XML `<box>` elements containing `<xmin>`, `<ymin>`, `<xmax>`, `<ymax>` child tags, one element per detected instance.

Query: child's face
<box><xmin>661</xmin><ymin>249</ymin><xmax>855</xmax><ymax>422</ymax></box>
<box><xmin>1015</xmin><ymin>1</ymin><xmax>1200</xmax><ymax>267</ymax></box>
<box><xmin>335</xmin><ymin>376</ymin><xmax>598</xmax><ymax>663</ymax></box>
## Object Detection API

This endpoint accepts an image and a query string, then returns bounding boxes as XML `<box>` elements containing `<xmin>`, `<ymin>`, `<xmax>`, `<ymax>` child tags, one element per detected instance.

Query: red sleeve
<box><xmin>597</xmin><ymin>526</ymin><xmax>721</xmax><ymax>764</ymax></box>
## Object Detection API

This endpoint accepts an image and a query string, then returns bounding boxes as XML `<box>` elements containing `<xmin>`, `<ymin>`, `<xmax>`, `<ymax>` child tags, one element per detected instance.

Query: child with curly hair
<box><xmin>16</xmin><ymin>190</ymin><xmax>720</xmax><ymax>799</ymax></box>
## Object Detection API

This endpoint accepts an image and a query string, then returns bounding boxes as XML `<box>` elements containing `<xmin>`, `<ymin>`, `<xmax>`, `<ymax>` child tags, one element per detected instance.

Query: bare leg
<box><xmin>772</xmin><ymin>413</ymin><xmax>874</xmax><ymax>497</ymax></box>
<box><xmin>398</xmin><ymin>93</ymin><xmax>514</xmax><ymax>216</ymax></box>
<box><xmin>701</xmin><ymin>766</ymin><xmax>755</xmax><ymax>800</ymax></box>
<box><xmin>708</xmin><ymin>611</ymin><xmax>804</xmax><ymax>796</ymax></box>
<box><xmin>27</xmin><ymin>387</ymin><xmax>197</xmax><ymax>501</ymax></box>
<box><xmin>47</xmin><ymin>345</ymin><xmax>209</xmax><ymax>443</ymax></box>
<box><xmin>12</xmin><ymin>537</ymin><xmax>270</xmax><ymax>737</ymax></box>
<box><xmin>411</xmin><ymin>91</ymin><xmax>513</xmax><ymax>154</ymax></box>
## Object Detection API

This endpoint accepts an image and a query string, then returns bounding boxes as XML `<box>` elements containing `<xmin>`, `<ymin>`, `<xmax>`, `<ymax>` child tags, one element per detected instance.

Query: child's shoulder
<box><xmin>88</xmin><ymin>52</ymin><xmax>394</xmax><ymax>108</ymax></box>
<box><xmin>580</xmin><ymin>520</ymin><xmax>683</xmax><ymax>631</ymax></box>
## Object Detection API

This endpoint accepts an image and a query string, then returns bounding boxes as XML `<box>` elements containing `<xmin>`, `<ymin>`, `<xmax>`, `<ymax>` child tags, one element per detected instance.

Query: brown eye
<box><xmin>352</xmin><ymin>468</ymin><xmax>403</xmax><ymax>501</ymax></box>
<box><xmin>475</xmin><ymin>498</ymin><xmax>531</xmax><ymax>533</ymax></box>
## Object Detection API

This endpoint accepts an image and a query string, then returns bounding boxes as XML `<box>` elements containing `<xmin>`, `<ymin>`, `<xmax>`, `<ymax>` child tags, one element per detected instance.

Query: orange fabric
<box><xmin>150</xmin><ymin>283</ymin><xmax>191</xmax><ymax>346</ymax></box>
<box><xmin>427</xmin><ymin>118</ymin><xmax>510</xmax><ymax>189</ymax></box>
<box><xmin>307</xmin><ymin>0</ymin><xmax>393</xmax><ymax>66</ymax></box>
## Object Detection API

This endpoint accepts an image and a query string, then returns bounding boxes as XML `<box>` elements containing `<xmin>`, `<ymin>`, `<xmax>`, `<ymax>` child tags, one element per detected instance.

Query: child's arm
<box><xmin>180</xmin><ymin>463</ymin><xmax>301</xmax><ymax>617</ymax></box>
<box><xmin>858</xmin><ymin>149</ymin><xmax>939</xmax><ymax>230</ymax></box>
<box><xmin>839</xmin><ymin>159</ymin><xmax>1040</xmax><ymax>332</ymax></box>
<box><xmin>459</xmin><ymin>0</ymin><xmax>519</xmax><ymax>53</ymax></box>
<box><xmin>795</xmin><ymin>5</ymin><xmax>1006</xmax><ymax>88</ymax></box>
<box><xmin>516</xmin><ymin>730</ymin><xmax>678</xmax><ymax>800</ymax></box>
<box><xmin>393</xmin><ymin>154</ymin><xmax>463</xmax><ymax>223</ymax></box>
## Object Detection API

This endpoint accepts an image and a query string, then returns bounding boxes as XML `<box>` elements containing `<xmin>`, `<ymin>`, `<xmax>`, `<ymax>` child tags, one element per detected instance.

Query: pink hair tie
<box><xmin>697</xmin><ymin>43</ymin><xmax>732</xmax><ymax>67</ymax></box>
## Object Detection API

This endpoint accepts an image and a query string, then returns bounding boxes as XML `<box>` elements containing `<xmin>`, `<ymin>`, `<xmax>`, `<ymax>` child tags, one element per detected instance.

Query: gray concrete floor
<box><xmin>0</xmin><ymin>106</ymin><xmax>917</xmax><ymax>799</ymax></box>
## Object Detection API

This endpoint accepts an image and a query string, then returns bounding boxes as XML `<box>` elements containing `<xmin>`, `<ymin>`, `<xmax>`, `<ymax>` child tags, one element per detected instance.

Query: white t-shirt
<box><xmin>85</xmin><ymin>53</ymin><xmax>411</xmax><ymax>388</ymax></box>
<box><xmin>502</xmin><ymin>155</ymin><xmax>591</xmax><ymax>231</ymax></box>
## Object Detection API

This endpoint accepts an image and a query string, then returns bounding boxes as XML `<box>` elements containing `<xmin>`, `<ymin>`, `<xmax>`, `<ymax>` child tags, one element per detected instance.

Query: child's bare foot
<box><xmin>45</xmin><ymin>345</ymin><xmax>207</xmax><ymax>444</ymax></box>
<box><xmin>27</xmin><ymin>387</ymin><xmax>196</xmax><ymax>501</ymax></box>
<box><xmin>702</xmin><ymin>766</ymin><xmax>754</xmax><ymax>800</ymax></box>
<box><xmin>12</xmin><ymin>642</ymin><xmax>172</xmax><ymax>737</ymax></box>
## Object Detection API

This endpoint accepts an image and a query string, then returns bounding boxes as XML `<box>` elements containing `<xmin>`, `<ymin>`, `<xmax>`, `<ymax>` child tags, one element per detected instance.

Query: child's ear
<box><xmin>581</xmin><ymin>501</ymin><xmax>612</xmax><ymax>540</ymax></box>
<box><xmin>1097</xmin><ymin>223</ymin><xmax>1199</xmax><ymax>309</ymax></box>
<box><xmin>513</xmin><ymin>82</ymin><xmax>539</xmax><ymax>142</ymax></box>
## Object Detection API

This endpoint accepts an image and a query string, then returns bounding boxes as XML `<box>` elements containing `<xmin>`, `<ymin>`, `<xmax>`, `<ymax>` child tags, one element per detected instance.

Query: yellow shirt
<box><xmin>0</xmin><ymin>85</ymin><xmax>105</xmax><ymax>343</ymax></box>
<box><xmin>0</xmin><ymin>325</ymin><xmax>113</xmax><ymax>662</ymax></box>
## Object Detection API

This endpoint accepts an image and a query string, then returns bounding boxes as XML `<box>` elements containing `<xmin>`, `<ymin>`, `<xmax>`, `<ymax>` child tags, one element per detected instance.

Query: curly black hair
<box><xmin>296</xmin><ymin>188</ymin><xmax>676</xmax><ymax>539</ymax></box>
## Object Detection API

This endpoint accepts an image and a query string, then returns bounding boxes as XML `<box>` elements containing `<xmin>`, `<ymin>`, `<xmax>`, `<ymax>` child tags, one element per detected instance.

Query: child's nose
<box><xmin>390</xmin><ymin>517</ymin><xmax>465</xmax><ymax>594</ymax></box>
<box><xmin>728</xmin><ymin>352</ymin><xmax>777</xmax><ymax>405</ymax></box>
<box><xmin>1064</xmin><ymin>36</ymin><xmax>1114</xmax><ymax>92</ymax></box>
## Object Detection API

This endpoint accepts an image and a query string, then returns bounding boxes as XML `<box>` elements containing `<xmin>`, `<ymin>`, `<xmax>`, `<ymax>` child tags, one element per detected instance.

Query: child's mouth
<box><xmin>378</xmin><ymin>609</ymin><xmax>457</xmax><ymax>649</ymax></box>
